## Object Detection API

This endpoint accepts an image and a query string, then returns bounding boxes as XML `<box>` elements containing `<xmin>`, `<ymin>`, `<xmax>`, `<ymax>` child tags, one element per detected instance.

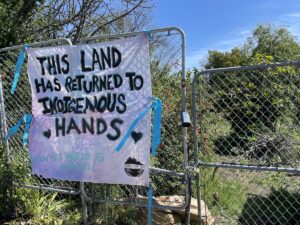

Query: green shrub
<box><xmin>12</xmin><ymin>189</ymin><xmax>81</xmax><ymax>225</ymax></box>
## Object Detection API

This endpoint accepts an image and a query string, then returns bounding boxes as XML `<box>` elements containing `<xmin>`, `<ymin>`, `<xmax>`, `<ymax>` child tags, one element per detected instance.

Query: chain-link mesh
<box><xmin>193</xmin><ymin>63</ymin><xmax>300</xmax><ymax>224</ymax></box>
<box><xmin>199</xmin><ymin>167</ymin><xmax>300</xmax><ymax>225</ymax></box>
<box><xmin>0</xmin><ymin>28</ymin><xmax>189</xmax><ymax>224</ymax></box>
<box><xmin>0</xmin><ymin>40</ymin><xmax>80</xmax><ymax>197</ymax></box>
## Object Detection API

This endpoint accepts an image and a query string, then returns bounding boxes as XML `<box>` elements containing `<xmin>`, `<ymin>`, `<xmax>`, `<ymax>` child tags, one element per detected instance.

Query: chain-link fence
<box><xmin>192</xmin><ymin>62</ymin><xmax>300</xmax><ymax>225</ymax></box>
<box><xmin>0</xmin><ymin>27</ymin><xmax>190</xmax><ymax>224</ymax></box>
<box><xmin>0</xmin><ymin>39</ymin><xmax>81</xmax><ymax>197</ymax></box>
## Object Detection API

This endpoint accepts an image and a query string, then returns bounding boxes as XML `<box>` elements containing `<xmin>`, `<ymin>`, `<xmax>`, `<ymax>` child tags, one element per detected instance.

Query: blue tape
<box><xmin>115</xmin><ymin>102</ymin><xmax>152</xmax><ymax>152</ymax></box>
<box><xmin>115</xmin><ymin>97</ymin><xmax>163</xmax><ymax>153</ymax></box>
<box><xmin>4</xmin><ymin>116</ymin><xmax>24</xmax><ymax>142</ymax></box>
<box><xmin>4</xmin><ymin>113</ymin><xmax>32</xmax><ymax>145</ymax></box>
<box><xmin>11</xmin><ymin>44</ymin><xmax>29</xmax><ymax>95</ymax></box>
<box><xmin>147</xmin><ymin>184</ymin><xmax>153</xmax><ymax>225</ymax></box>
<box><xmin>23</xmin><ymin>114</ymin><xmax>32</xmax><ymax>145</ymax></box>
<box><xmin>151</xmin><ymin>98</ymin><xmax>162</xmax><ymax>156</ymax></box>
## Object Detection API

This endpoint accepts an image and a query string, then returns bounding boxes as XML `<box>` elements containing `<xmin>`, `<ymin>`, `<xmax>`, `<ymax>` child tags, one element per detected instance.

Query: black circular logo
<box><xmin>124</xmin><ymin>157</ymin><xmax>144</xmax><ymax>177</ymax></box>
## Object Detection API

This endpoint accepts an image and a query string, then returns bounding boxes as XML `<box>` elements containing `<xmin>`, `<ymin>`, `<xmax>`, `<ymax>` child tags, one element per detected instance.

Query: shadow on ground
<box><xmin>238</xmin><ymin>188</ymin><xmax>300</xmax><ymax>225</ymax></box>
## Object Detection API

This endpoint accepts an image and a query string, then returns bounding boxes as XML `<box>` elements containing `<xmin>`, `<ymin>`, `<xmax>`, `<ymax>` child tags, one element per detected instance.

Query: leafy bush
<box><xmin>0</xmin><ymin>146</ymin><xmax>15</xmax><ymax>218</ymax></box>
<box><xmin>14</xmin><ymin>190</ymin><xmax>81</xmax><ymax>225</ymax></box>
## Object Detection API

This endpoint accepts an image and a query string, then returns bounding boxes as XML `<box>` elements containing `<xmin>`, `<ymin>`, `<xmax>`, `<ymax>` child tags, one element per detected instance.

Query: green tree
<box><xmin>243</xmin><ymin>24</ymin><xmax>300</xmax><ymax>61</ymax></box>
<box><xmin>203</xmin><ymin>24</ymin><xmax>300</xmax><ymax>157</ymax></box>
<box><xmin>0</xmin><ymin>0</ymin><xmax>41</xmax><ymax>48</ymax></box>
<box><xmin>206</xmin><ymin>24</ymin><xmax>300</xmax><ymax>69</ymax></box>
<box><xmin>0</xmin><ymin>0</ymin><xmax>153</xmax><ymax>47</ymax></box>
<box><xmin>205</xmin><ymin>47</ymin><xmax>247</xmax><ymax>69</ymax></box>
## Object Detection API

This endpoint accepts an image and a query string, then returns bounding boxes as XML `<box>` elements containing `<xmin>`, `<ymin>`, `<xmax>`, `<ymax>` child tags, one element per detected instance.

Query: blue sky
<box><xmin>152</xmin><ymin>0</ymin><xmax>300</xmax><ymax>68</ymax></box>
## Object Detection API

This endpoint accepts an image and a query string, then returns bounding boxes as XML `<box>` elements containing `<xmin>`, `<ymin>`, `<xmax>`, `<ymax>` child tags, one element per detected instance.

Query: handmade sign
<box><xmin>26</xmin><ymin>34</ymin><xmax>151</xmax><ymax>186</ymax></box>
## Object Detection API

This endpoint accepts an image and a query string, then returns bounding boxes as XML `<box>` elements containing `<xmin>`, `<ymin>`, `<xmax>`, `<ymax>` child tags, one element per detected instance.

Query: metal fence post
<box><xmin>0</xmin><ymin>77</ymin><xmax>9</xmax><ymax>160</ymax></box>
<box><xmin>192</xmin><ymin>71</ymin><xmax>202</xmax><ymax>225</ymax></box>
<box><xmin>80</xmin><ymin>182</ymin><xmax>88</xmax><ymax>225</ymax></box>
<box><xmin>184</xmin><ymin>172</ymin><xmax>192</xmax><ymax>225</ymax></box>
<box><xmin>173</xmin><ymin>26</ymin><xmax>192</xmax><ymax>225</ymax></box>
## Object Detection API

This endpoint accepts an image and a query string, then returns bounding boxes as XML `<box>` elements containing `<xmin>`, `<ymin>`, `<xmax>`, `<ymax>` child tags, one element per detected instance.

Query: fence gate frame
<box><xmin>0</xmin><ymin>27</ymin><xmax>193</xmax><ymax>224</ymax></box>
<box><xmin>192</xmin><ymin>61</ymin><xmax>300</xmax><ymax>225</ymax></box>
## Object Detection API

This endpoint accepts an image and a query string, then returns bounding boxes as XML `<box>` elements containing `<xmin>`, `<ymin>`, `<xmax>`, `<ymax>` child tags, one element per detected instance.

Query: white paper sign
<box><xmin>27</xmin><ymin>34</ymin><xmax>151</xmax><ymax>186</ymax></box>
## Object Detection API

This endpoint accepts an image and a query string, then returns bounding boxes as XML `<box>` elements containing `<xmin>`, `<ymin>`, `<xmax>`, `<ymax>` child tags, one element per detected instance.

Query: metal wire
<box><xmin>193</xmin><ymin>63</ymin><xmax>300</xmax><ymax>224</ymax></box>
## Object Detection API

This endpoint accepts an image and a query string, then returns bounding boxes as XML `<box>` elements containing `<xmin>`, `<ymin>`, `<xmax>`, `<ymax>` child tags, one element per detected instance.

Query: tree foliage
<box><xmin>206</xmin><ymin>24</ymin><xmax>300</xmax><ymax>69</ymax></box>
<box><xmin>204</xmin><ymin>24</ymin><xmax>300</xmax><ymax>157</ymax></box>
<box><xmin>0</xmin><ymin>0</ymin><xmax>41</xmax><ymax>48</ymax></box>
<box><xmin>244</xmin><ymin>24</ymin><xmax>300</xmax><ymax>61</ymax></box>
<box><xmin>205</xmin><ymin>48</ymin><xmax>247</xmax><ymax>69</ymax></box>
<box><xmin>0</xmin><ymin>0</ymin><xmax>153</xmax><ymax>47</ymax></box>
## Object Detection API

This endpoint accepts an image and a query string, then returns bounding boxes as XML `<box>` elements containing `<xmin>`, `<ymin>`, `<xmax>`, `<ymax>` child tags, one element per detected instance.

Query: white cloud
<box><xmin>239</xmin><ymin>30</ymin><xmax>251</xmax><ymax>35</ymax></box>
<box><xmin>186</xmin><ymin>9</ymin><xmax>300</xmax><ymax>70</ymax></box>
<box><xmin>274</xmin><ymin>11</ymin><xmax>300</xmax><ymax>39</ymax></box>
<box><xmin>186</xmin><ymin>50</ymin><xmax>208</xmax><ymax>69</ymax></box>
<box><xmin>286</xmin><ymin>12</ymin><xmax>300</xmax><ymax>18</ymax></box>
<box><xmin>186</xmin><ymin>30</ymin><xmax>250</xmax><ymax>69</ymax></box>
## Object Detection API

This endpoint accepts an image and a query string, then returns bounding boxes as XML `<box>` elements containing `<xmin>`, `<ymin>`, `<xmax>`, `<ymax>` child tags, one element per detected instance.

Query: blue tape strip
<box><xmin>115</xmin><ymin>103</ymin><xmax>152</xmax><ymax>152</ymax></box>
<box><xmin>11</xmin><ymin>44</ymin><xmax>29</xmax><ymax>95</ymax></box>
<box><xmin>4</xmin><ymin>116</ymin><xmax>24</xmax><ymax>142</ymax></box>
<box><xmin>3</xmin><ymin>113</ymin><xmax>32</xmax><ymax>145</ymax></box>
<box><xmin>115</xmin><ymin>97</ymin><xmax>163</xmax><ymax>153</ymax></box>
<box><xmin>147</xmin><ymin>184</ymin><xmax>153</xmax><ymax>225</ymax></box>
<box><xmin>23</xmin><ymin>114</ymin><xmax>32</xmax><ymax>145</ymax></box>
<box><xmin>151</xmin><ymin>98</ymin><xmax>162</xmax><ymax>156</ymax></box>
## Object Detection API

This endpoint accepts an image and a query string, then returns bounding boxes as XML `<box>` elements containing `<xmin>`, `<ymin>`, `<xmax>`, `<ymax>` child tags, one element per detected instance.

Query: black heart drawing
<box><xmin>43</xmin><ymin>129</ymin><xmax>51</xmax><ymax>139</ymax></box>
<box><xmin>131</xmin><ymin>131</ymin><xmax>143</xmax><ymax>143</ymax></box>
